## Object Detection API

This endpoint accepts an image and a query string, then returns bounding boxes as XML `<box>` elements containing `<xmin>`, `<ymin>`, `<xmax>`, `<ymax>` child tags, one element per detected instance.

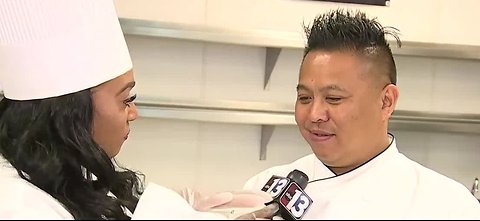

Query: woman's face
<box><xmin>90</xmin><ymin>70</ymin><xmax>138</xmax><ymax>158</ymax></box>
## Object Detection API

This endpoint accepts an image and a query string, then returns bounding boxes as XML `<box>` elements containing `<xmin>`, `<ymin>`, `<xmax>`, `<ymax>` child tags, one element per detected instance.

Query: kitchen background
<box><xmin>113</xmin><ymin>0</ymin><xmax>480</xmax><ymax>196</ymax></box>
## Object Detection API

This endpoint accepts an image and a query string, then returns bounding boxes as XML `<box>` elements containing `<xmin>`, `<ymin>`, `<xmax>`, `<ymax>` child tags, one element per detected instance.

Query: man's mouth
<box><xmin>310</xmin><ymin>129</ymin><xmax>334</xmax><ymax>136</ymax></box>
<box><xmin>312</xmin><ymin>132</ymin><xmax>333</xmax><ymax>136</ymax></box>
<box><xmin>309</xmin><ymin>130</ymin><xmax>335</xmax><ymax>141</ymax></box>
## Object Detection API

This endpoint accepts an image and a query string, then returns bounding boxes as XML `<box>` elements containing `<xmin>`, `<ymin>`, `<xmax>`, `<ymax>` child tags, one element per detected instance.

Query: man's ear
<box><xmin>381</xmin><ymin>84</ymin><xmax>399</xmax><ymax>121</ymax></box>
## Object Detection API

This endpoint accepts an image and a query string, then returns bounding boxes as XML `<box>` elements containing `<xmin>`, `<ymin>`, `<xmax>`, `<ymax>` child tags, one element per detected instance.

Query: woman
<box><xmin>0</xmin><ymin>71</ymin><xmax>140</xmax><ymax>219</ymax></box>
<box><xmin>0</xmin><ymin>0</ymin><xmax>276</xmax><ymax>219</ymax></box>
<box><xmin>0</xmin><ymin>0</ymin><xmax>142</xmax><ymax>218</ymax></box>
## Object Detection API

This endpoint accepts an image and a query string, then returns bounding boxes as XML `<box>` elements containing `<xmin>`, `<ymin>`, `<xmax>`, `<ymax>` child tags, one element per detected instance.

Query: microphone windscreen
<box><xmin>287</xmin><ymin>169</ymin><xmax>309</xmax><ymax>189</ymax></box>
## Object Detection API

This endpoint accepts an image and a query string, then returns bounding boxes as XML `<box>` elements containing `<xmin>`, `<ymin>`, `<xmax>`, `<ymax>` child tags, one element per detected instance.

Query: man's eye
<box><xmin>297</xmin><ymin>96</ymin><xmax>312</xmax><ymax>103</ymax></box>
<box><xmin>326</xmin><ymin>97</ymin><xmax>342</xmax><ymax>103</ymax></box>
<box><xmin>123</xmin><ymin>94</ymin><xmax>137</xmax><ymax>107</ymax></box>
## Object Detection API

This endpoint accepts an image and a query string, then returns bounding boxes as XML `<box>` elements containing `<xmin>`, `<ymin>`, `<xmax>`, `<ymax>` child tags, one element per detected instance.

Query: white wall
<box><xmin>119</xmin><ymin>117</ymin><xmax>480</xmax><ymax>194</ymax></box>
<box><xmin>119</xmin><ymin>118</ymin><xmax>313</xmax><ymax>193</ymax></box>
<box><xmin>114</xmin><ymin>1</ymin><xmax>480</xmax><ymax>194</ymax></box>
<box><xmin>395</xmin><ymin>56</ymin><xmax>480</xmax><ymax>114</ymax></box>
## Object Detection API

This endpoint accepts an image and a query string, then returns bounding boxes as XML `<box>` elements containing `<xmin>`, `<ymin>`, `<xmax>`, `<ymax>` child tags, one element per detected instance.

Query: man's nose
<box><xmin>309</xmin><ymin>100</ymin><xmax>329</xmax><ymax>123</ymax></box>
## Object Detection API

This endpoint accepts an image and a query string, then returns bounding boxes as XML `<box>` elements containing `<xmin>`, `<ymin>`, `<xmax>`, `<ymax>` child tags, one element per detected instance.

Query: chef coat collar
<box><xmin>310</xmin><ymin>132</ymin><xmax>398</xmax><ymax>184</ymax></box>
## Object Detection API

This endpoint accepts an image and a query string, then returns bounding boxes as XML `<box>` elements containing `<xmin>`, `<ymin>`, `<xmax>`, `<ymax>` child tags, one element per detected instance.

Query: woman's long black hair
<box><xmin>0</xmin><ymin>89</ymin><xmax>144</xmax><ymax>219</ymax></box>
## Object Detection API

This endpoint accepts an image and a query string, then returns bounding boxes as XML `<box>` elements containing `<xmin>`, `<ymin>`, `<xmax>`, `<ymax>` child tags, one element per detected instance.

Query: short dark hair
<box><xmin>303</xmin><ymin>9</ymin><xmax>401</xmax><ymax>85</ymax></box>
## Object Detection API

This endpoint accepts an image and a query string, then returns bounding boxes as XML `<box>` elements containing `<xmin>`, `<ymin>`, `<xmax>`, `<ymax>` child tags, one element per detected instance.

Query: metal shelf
<box><xmin>136</xmin><ymin>98</ymin><xmax>480</xmax><ymax>160</ymax></box>
<box><xmin>120</xmin><ymin>18</ymin><xmax>480</xmax><ymax>61</ymax></box>
<box><xmin>120</xmin><ymin>18</ymin><xmax>480</xmax><ymax>90</ymax></box>
<box><xmin>136</xmin><ymin>98</ymin><xmax>480</xmax><ymax>133</ymax></box>
<box><xmin>1</xmin><ymin>93</ymin><xmax>477</xmax><ymax>159</ymax></box>
<box><xmin>136</xmin><ymin>98</ymin><xmax>294</xmax><ymax>125</ymax></box>
<box><xmin>120</xmin><ymin>18</ymin><xmax>305</xmax><ymax>49</ymax></box>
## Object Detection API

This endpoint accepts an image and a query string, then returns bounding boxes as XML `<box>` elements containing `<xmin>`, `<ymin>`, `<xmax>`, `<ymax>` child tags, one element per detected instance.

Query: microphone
<box><xmin>261</xmin><ymin>170</ymin><xmax>313</xmax><ymax>220</ymax></box>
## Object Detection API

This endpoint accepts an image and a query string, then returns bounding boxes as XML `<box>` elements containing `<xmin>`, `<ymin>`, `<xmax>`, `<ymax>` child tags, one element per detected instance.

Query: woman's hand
<box><xmin>179</xmin><ymin>188</ymin><xmax>278</xmax><ymax>219</ymax></box>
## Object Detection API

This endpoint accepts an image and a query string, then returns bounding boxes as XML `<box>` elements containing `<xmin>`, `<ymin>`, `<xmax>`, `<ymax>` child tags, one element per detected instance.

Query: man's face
<box><xmin>295</xmin><ymin>50</ymin><xmax>390</xmax><ymax>171</ymax></box>
<box><xmin>91</xmin><ymin>70</ymin><xmax>138</xmax><ymax>158</ymax></box>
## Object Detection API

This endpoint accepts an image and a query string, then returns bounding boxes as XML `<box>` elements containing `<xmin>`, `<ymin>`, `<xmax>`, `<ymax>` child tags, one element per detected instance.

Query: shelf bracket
<box><xmin>260</xmin><ymin>125</ymin><xmax>275</xmax><ymax>160</ymax></box>
<box><xmin>264</xmin><ymin>47</ymin><xmax>281</xmax><ymax>90</ymax></box>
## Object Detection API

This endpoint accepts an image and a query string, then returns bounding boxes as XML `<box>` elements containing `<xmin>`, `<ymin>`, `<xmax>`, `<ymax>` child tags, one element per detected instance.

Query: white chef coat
<box><xmin>243</xmin><ymin>134</ymin><xmax>480</xmax><ymax>219</ymax></box>
<box><xmin>0</xmin><ymin>156</ymin><xmax>74</xmax><ymax>219</ymax></box>
<box><xmin>0</xmin><ymin>156</ymin><xmax>225</xmax><ymax>220</ymax></box>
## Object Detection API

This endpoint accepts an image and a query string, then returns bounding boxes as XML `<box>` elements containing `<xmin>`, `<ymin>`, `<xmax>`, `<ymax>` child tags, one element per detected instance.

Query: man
<box><xmin>243</xmin><ymin>9</ymin><xmax>480</xmax><ymax>219</ymax></box>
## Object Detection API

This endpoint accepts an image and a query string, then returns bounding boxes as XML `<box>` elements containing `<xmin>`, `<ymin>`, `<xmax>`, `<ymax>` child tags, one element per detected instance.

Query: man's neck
<box><xmin>328</xmin><ymin>135</ymin><xmax>393</xmax><ymax>175</ymax></box>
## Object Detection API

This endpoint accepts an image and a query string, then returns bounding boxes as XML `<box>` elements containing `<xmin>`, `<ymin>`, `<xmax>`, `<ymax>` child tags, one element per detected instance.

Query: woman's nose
<box><xmin>128</xmin><ymin>103</ymin><xmax>138</xmax><ymax>121</ymax></box>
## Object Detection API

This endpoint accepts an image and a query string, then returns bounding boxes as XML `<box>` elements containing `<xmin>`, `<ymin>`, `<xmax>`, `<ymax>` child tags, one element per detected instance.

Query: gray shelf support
<box><xmin>264</xmin><ymin>47</ymin><xmax>282</xmax><ymax>90</ymax></box>
<box><xmin>260</xmin><ymin>125</ymin><xmax>275</xmax><ymax>160</ymax></box>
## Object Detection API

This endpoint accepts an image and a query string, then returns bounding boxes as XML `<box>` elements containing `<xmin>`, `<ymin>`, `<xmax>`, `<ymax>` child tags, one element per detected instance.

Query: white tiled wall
<box><xmin>396</xmin><ymin>130</ymin><xmax>480</xmax><ymax>189</ymax></box>
<box><xmin>117</xmin><ymin>36</ymin><xmax>480</xmax><ymax>194</ymax></box>
<box><xmin>118</xmin><ymin>118</ymin><xmax>313</xmax><ymax>193</ymax></box>
<box><xmin>203</xmin><ymin>44</ymin><xmax>267</xmax><ymax>101</ymax></box>
<box><xmin>119</xmin><ymin>116</ymin><xmax>480</xmax><ymax>193</ymax></box>
<box><xmin>114</xmin><ymin>0</ymin><xmax>207</xmax><ymax>25</ymax></box>
<box><xmin>203</xmin><ymin>45</ymin><xmax>302</xmax><ymax>104</ymax></box>
<box><xmin>395</xmin><ymin>55</ymin><xmax>480</xmax><ymax>114</ymax></box>
<box><xmin>127</xmin><ymin>36</ymin><xmax>205</xmax><ymax>100</ymax></box>
<box><xmin>394</xmin><ymin>56</ymin><xmax>435</xmax><ymax>112</ymax></box>
<box><xmin>432</xmin><ymin>59</ymin><xmax>480</xmax><ymax>114</ymax></box>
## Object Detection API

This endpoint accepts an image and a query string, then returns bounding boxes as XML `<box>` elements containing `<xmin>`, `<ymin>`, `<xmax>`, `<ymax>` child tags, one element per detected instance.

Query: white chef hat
<box><xmin>0</xmin><ymin>0</ymin><xmax>132</xmax><ymax>100</ymax></box>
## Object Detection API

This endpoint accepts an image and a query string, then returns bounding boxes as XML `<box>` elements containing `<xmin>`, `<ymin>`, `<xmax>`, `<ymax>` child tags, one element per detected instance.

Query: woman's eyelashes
<box><xmin>123</xmin><ymin>94</ymin><xmax>137</xmax><ymax>107</ymax></box>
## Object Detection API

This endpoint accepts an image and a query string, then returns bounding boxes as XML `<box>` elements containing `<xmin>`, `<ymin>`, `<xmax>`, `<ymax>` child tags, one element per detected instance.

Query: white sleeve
<box><xmin>0</xmin><ymin>204</ymin><xmax>72</xmax><ymax>220</ymax></box>
<box><xmin>447</xmin><ymin>189</ymin><xmax>480</xmax><ymax>219</ymax></box>
<box><xmin>243</xmin><ymin>155</ymin><xmax>314</xmax><ymax>191</ymax></box>
<box><xmin>131</xmin><ymin>183</ymin><xmax>226</xmax><ymax>220</ymax></box>
<box><xmin>243</xmin><ymin>166</ymin><xmax>288</xmax><ymax>191</ymax></box>
<box><xmin>0</xmin><ymin>181</ymin><xmax>74</xmax><ymax>219</ymax></box>
<box><xmin>243</xmin><ymin>172</ymin><xmax>267</xmax><ymax>191</ymax></box>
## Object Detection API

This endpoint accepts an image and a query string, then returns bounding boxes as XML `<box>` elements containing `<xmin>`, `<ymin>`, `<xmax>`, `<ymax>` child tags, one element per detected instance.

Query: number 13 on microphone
<box><xmin>280</xmin><ymin>183</ymin><xmax>313</xmax><ymax>220</ymax></box>
<box><xmin>261</xmin><ymin>176</ymin><xmax>290</xmax><ymax>198</ymax></box>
